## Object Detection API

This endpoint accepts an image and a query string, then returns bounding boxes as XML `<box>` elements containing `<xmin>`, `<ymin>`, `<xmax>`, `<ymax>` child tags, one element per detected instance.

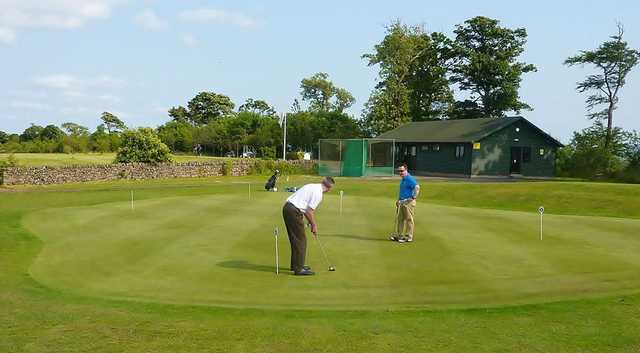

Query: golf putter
<box><xmin>313</xmin><ymin>232</ymin><xmax>336</xmax><ymax>272</ymax></box>
<box><xmin>389</xmin><ymin>205</ymin><xmax>401</xmax><ymax>241</ymax></box>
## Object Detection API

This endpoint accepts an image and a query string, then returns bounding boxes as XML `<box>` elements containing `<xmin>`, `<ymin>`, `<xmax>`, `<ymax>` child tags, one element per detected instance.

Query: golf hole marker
<box><xmin>339</xmin><ymin>190</ymin><xmax>344</xmax><ymax>215</ymax></box>
<box><xmin>130</xmin><ymin>190</ymin><xmax>134</xmax><ymax>211</ymax></box>
<box><xmin>538</xmin><ymin>206</ymin><xmax>544</xmax><ymax>240</ymax></box>
<box><xmin>274</xmin><ymin>227</ymin><xmax>279</xmax><ymax>274</ymax></box>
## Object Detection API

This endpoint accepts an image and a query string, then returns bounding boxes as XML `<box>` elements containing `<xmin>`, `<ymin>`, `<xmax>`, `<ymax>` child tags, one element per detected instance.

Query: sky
<box><xmin>1</xmin><ymin>0</ymin><xmax>639</xmax><ymax>143</ymax></box>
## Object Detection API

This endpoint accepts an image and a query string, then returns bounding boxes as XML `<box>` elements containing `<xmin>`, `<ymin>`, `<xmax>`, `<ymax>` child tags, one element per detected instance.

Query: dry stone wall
<box><xmin>1</xmin><ymin>160</ymin><xmax>316</xmax><ymax>186</ymax></box>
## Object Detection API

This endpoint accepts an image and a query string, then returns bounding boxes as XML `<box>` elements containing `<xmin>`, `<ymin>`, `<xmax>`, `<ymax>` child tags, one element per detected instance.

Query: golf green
<box><xmin>23</xmin><ymin>188</ymin><xmax>640</xmax><ymax>310</ymax></box>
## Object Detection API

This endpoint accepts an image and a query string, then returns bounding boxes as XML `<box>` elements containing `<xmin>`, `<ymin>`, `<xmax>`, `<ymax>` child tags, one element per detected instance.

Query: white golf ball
<box><xmin>273</xmin><ymin>187</ymin><xmax>277</xmax><ymax>192</ymax></box>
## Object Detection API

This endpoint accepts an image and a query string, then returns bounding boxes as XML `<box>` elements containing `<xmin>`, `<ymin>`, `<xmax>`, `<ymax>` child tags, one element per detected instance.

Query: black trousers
<box><xmin>282</xmin><ymin>202</ymin><xmax>306</xmax><ymax>272</ymax></box>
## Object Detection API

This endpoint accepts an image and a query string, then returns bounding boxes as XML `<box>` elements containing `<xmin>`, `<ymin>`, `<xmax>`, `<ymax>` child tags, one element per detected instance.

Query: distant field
<box><xmin>0</xmin><ymin>153</ymin><xmax>225</xmax><ymax>167</ymax></box>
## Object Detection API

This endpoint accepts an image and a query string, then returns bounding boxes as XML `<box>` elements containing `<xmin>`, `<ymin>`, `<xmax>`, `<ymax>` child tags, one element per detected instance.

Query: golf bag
<box><xmin>264</xmin><ymin>170</ymin><xmax>280</xmax><ymax>191</ymax></box>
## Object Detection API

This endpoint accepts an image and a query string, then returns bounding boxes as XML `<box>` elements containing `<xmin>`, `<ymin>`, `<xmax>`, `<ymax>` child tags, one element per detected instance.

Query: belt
<box><xmin>285</xmin><ymin>202</ymin><xmax>303</xmax><ymax>214</ymax></box>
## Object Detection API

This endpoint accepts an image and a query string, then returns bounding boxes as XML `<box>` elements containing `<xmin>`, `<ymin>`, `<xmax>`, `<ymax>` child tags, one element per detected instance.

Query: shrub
<box><xmin>222</xmin><ymin>160</ymin><xmax>234</xmax><ymax>176</ymax></box>
<box><xmin>286</xmin><ymin>151</ymin><xmax>304</xmax><ymax>160</ymax></box>
<box><xmin>0</xmin><ymin>154</ymin><xmax>17</xmax><ymax>185</ymax></box>
<box><xmin>259</xmin><ymin>146</ymin><xmax>276</xmax><ymax>160</ymax></box>
<box><xmin>115</xmin><ymin>128</ymin><xmax>172</xmax><ymax>164</ymax></box>
<box><xmin>248</xmin><ymin>159</ymin><xmax>316</xmax><ymax>176</ymax></box>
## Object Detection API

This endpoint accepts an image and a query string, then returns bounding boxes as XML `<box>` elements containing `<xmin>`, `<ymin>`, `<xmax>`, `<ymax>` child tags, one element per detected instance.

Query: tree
<box><xmin>239</xmin><ymin>98</ymin><xmax>277</xmax><ymax>116</ymax></box>
<box><xmin>20</xmin><ymin>124</ymin><xmax>44</xmax><ymax>141</ymax></box>
<box><xmin>40</xmin><ymin>125</ymin><xmax>65</xmax><ymax>141</ymax></box>
<box><xmin>361</xmin><ymin>86</ymin><xmax>409</xmax><ymax>136</ymax></box>
<box><xmin>61</xmin><ymin>122</ymin><xmax>89</xmax><ymax>137</ymax></box>
<box><xmin>447</xmin><ymin>100</ymin><xmax>484</xmax><ymax>120</ymax></box>
<box><xmin>157</xmin><ymin>121</ymin><xmax>194</xmax><ymax>152</ymax></box>
<box><xmin>187</xmin><ymin>91</ymin><xmax>235</xmax><ymax>125</ymax></box>
<box><xmin>564</xmin><ymin>23</ymin><xmax>640</xmax><ymax>148</ymax></box>
<box><xmin>100</xmin><ymin>112</ymin><xmax>126</xmax><ymax>133</ymax></box>
<box><xmin>556</xmin><ymin>121</ymin><xmax>627</xmax><ymax>178</ymax></box>
<box><xmin>300</xmin><ymin>73</ymin><xmax>355</xmax><ymax>113</ymax></box>
<box><xmin>115</xmin><ymin>128</ymin><xmax>171</xmax><ymax>164</ymax></box>
<box><xmin>364</xmin><ymin>22</ymin><xmax>454</xmax><ymax>125</ymax></box>
<box><xmin>0</xmin><ymin>131</ymin><xmax>7</xmax><ymax>144</ymax></box>
<box><xmin>90</xmin><ymin>125</ymin><xmax>112</xmax><ymax>152</ymax></box>
<box><xmin>168</xmin><ymin>106</ymin><xmax>190</xmax><ymax>123</ymax></box>
<box><xmin>451</xmin><ymin>16</ymin><xmax>536</xmax><ymax>118</ymax></box>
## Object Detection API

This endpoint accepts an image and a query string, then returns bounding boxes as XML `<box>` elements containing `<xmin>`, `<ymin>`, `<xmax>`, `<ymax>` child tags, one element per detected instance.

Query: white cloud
<box><xmin>181</xmin><ymin>33</ymin><xmax>198</xmax><ymax>47</ymax></box>
<box><xmin>134</xmin><ymin>9</ymin><xmax>168</xmax><ymax>31</ymax></box>
<box><xmin>0</xmin><ymin>0</ymin><xmax>123</xmax><ymax>43</ymax></box>
<box><xmin>0</xmin><ymin>27</ymin><xmax>16</xmax><ymax>44</ymax></box>
<box><xmin>179</xmin><ymin>8</ymin><xmax>262</xmax><ymax>29</ymax></box>
<box><xmin>10</xmin><ymin>101</ymin><xmax>52</xmax><ymax>110</ymax></box>
<box><xmin>33</xmin><ymin>74</ymin><xmax>125</xmax><ymax>91</ymax></box>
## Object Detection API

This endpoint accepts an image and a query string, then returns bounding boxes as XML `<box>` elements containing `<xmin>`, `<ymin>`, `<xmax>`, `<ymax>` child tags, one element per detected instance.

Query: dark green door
<box><xmin>510</xmin><ymin>147</ymin><xmax>522</xmax><ymax>174</ymax></box>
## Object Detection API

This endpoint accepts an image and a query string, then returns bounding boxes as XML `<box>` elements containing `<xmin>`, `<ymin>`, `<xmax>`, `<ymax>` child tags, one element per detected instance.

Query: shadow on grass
<box><xmin>323</xmin><ymin>233</ymin><xmax>388</xmax><ymax>242</ymax></box>
<box><xmin>217</xmin><ymin>260</ymin><xmax>277</xmax><ymax>273</ymax></box>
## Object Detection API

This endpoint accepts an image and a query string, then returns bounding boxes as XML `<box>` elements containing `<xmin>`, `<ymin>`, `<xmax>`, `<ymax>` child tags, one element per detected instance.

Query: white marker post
<box><xmin>248</xmin><ymin>183</ymin><xmax>251</xmax><ymax>200</ymax></box>
<box><xmin>274</xmin><ymin>227</ymin><xmax>279</xmax><ymax>274</ymax></box>
<box><xmin>131</xmin><ymin>190</ymin><xmax>134</xmax><ymax>211</ymax></box>
<box><xmin>538</xmin><ymin>206</ymin><xmax>545</xmax><ymax>240</ymax></box>
<box><xmin>339</xmin><ymin>190</ymin><xmax>344</xmax><ymax>216</ymax></box>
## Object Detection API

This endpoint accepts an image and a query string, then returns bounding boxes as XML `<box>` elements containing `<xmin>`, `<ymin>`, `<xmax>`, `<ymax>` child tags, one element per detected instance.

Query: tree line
<box><xmin>1</xmin><ymin>16</ymin><xmax>638</xmax><ymax>181</ymax></box>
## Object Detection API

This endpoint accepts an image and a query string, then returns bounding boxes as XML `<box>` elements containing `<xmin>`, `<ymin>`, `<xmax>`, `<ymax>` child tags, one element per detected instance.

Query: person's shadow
<box><xmin>324</xmin><ymin>233</ymin><xmax>388</xmax><ymax>242</ymax></box>
<box><xmin>217</xmin><ymin>260</ymin><xmax>278</xmax><ymax>273</ymax></box>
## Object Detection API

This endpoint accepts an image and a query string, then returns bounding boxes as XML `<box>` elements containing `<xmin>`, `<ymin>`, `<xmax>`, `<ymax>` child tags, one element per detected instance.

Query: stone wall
<box><xmin>1</xmin><ymin>160</ymin><xmax>316</xmax><ymax>186</ymax></box>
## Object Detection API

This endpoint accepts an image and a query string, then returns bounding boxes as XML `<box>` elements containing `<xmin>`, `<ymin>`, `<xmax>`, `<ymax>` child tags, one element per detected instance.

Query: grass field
<box><xmin>0</xmin><ymin>153</ymin><xmax>226</xmax><ymax>166</ymax></box>
<box><xmin>2</xmin><ymin>176</ymin><xmax>640</xmax><ymax>352</ymax></box>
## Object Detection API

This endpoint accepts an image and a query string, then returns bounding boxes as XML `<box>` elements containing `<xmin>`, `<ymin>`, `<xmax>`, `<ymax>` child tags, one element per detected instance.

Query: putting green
<box><xmin>23</xmin><ymin>191</ymin><xmax>640</xmax><ymax>310</ymax></box>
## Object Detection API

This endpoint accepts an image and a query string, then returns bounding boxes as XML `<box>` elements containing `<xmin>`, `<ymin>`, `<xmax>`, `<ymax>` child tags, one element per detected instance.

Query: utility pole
<box><xmin>279</xmin><ymin>112</ymin><xmax>287</xmax><ymax>161</ymax></box>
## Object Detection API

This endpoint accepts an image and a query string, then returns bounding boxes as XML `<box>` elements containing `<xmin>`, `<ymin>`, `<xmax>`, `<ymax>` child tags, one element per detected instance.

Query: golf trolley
<box><xmin>264</xmin><ymin>170</ymin><xmax>280</xmax><ymax>192</ymax></box>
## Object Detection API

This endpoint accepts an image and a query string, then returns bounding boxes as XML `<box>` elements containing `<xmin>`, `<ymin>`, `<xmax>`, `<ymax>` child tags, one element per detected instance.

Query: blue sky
<box><xmin>1</xmin><ymin>0</ymin><xmax>639</xmax><ymax>143</ymax></box>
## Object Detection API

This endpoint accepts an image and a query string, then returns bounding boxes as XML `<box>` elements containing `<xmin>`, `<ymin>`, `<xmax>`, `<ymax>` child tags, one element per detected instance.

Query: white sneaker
<box><xmin>398</xmin><ymin>236</ymin><xmax>413</xmax><ymax>243</ymax></box>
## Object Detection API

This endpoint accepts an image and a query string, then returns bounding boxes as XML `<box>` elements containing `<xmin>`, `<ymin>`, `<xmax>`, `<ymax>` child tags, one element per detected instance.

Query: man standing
<box><xmin>390</xmin><ymin>164</ymin><xmax>420</xmax><ymax>243</ymax></box>
<box><xmin>282</xmin><ymin>176</ymin><xmax>335</xmax><ymax>275</ymax></box>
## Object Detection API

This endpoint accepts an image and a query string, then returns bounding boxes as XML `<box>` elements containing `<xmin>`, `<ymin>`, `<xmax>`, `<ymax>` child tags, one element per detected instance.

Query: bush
<box><xmin>222</xmin><ymin>160</ymin><xmax>234</xmax><ymax>176</ymax></box>
<box><xmin>0</xmin><ymin>154</ymin><xmax>17</xmax><ymax>185</ymax></box>
<box><xmin>248</xmin><ymin>159</ymin><xmax>316</xmax><ymax>176</ymax></box>
<box><xmin>115</xmin><ymin>128</ymin><xmax>172</xmax><ymax>164</ymax></box>
<box><xmin>285</xmin><ymin>151</ymin><xmax>305</xmax><ymax>160</ymax></box>
<box><xmin>259</xmin><ymin>146</ymin><xmax>276</xmax><ymax>160</ymax></box>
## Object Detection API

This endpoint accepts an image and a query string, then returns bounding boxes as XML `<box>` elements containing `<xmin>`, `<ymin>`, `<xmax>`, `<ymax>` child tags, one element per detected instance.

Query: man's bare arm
<box><xmin>304</xmin><ymin>208</ymin><xmax>318</xmax><ymax>234</ymax></box>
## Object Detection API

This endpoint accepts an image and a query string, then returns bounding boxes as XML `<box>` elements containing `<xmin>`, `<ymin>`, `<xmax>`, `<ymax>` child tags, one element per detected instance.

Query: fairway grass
<box><xmin>2</xmin><ymin>177</ymin><xmax>640</xmax><ymax>352</ymax></box>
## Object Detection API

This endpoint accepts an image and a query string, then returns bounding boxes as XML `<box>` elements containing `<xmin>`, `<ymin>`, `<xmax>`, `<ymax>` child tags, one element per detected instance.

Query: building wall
<box><xmin>406</xmin><ymin>142</ymin><xmax>472</xmax><ymax>175</ymax></box>
<box><xmin>471</xmin><ymin>120</ymin><xmax>557</xmax><ymax>176</ymax></box>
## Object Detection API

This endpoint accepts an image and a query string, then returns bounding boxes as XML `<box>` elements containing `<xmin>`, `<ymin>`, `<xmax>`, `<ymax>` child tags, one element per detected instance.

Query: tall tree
<box><xmin>238</xmin><ymin>98</ymin><xmax>277</xmax><ymax>116</ymax></box>
<box><xmin>362</xmin><ymin>22</ymin><xmax>453</xmax><ymax>135</ymax></box>
<box><xmin>451</xmin><ymin>16</ymin><xmax>536</xmax><ymax>118</ymax></box>
<box><xmin>564</xmin><ymin>23</ymin><xmax>640</xmax><ymax>148</ymax></box>
<box><xmin>20</xmin><ymin>124</ymin><xmax>44</xmax><ymax>141</ymax></box>
<box><xmin>168</xmin><ymin>106</ymin><xmax>190</xmax><ymax>123</ymax></box>
<box><xmin>187</xmin><ymin>91</ymin><xmax>235</xmax><ymax>125</ymax></box>
<box><xmin>0</xmin><ymin>131</ymin><xmax>8</xmax><ymax>144</ymax></box>
<box><xmin>100</xmin><ymin>112</ymin><xmax>126</xmax><ymax>133</ymax></box>
<box><xmin>61</xmin><ymin>122</ymin><xmax>89</xmax><ymax>137</ymax></box>
<box><xmin>299</xmin><ymin>73</ymin><xmax>355</xmax><ymax>113</ymax></box>
<box><xmin>40</xmin><ymin>124</ymin><xmax>65</xmax><ymax>140</ymax></box>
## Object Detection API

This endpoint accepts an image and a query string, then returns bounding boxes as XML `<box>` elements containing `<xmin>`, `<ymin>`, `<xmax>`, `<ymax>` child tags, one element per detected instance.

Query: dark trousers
<box><xmin>282</xmin><ymin>202</ymin><xmax>306</xmax><ymax>272</ymax></box>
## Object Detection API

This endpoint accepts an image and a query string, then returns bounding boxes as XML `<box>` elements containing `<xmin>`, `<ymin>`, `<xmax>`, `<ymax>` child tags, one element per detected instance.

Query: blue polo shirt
<box><xmin>399</xmin><ymin>173</ymin><xmax>418</xmax><ymax>200</ymax></box>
